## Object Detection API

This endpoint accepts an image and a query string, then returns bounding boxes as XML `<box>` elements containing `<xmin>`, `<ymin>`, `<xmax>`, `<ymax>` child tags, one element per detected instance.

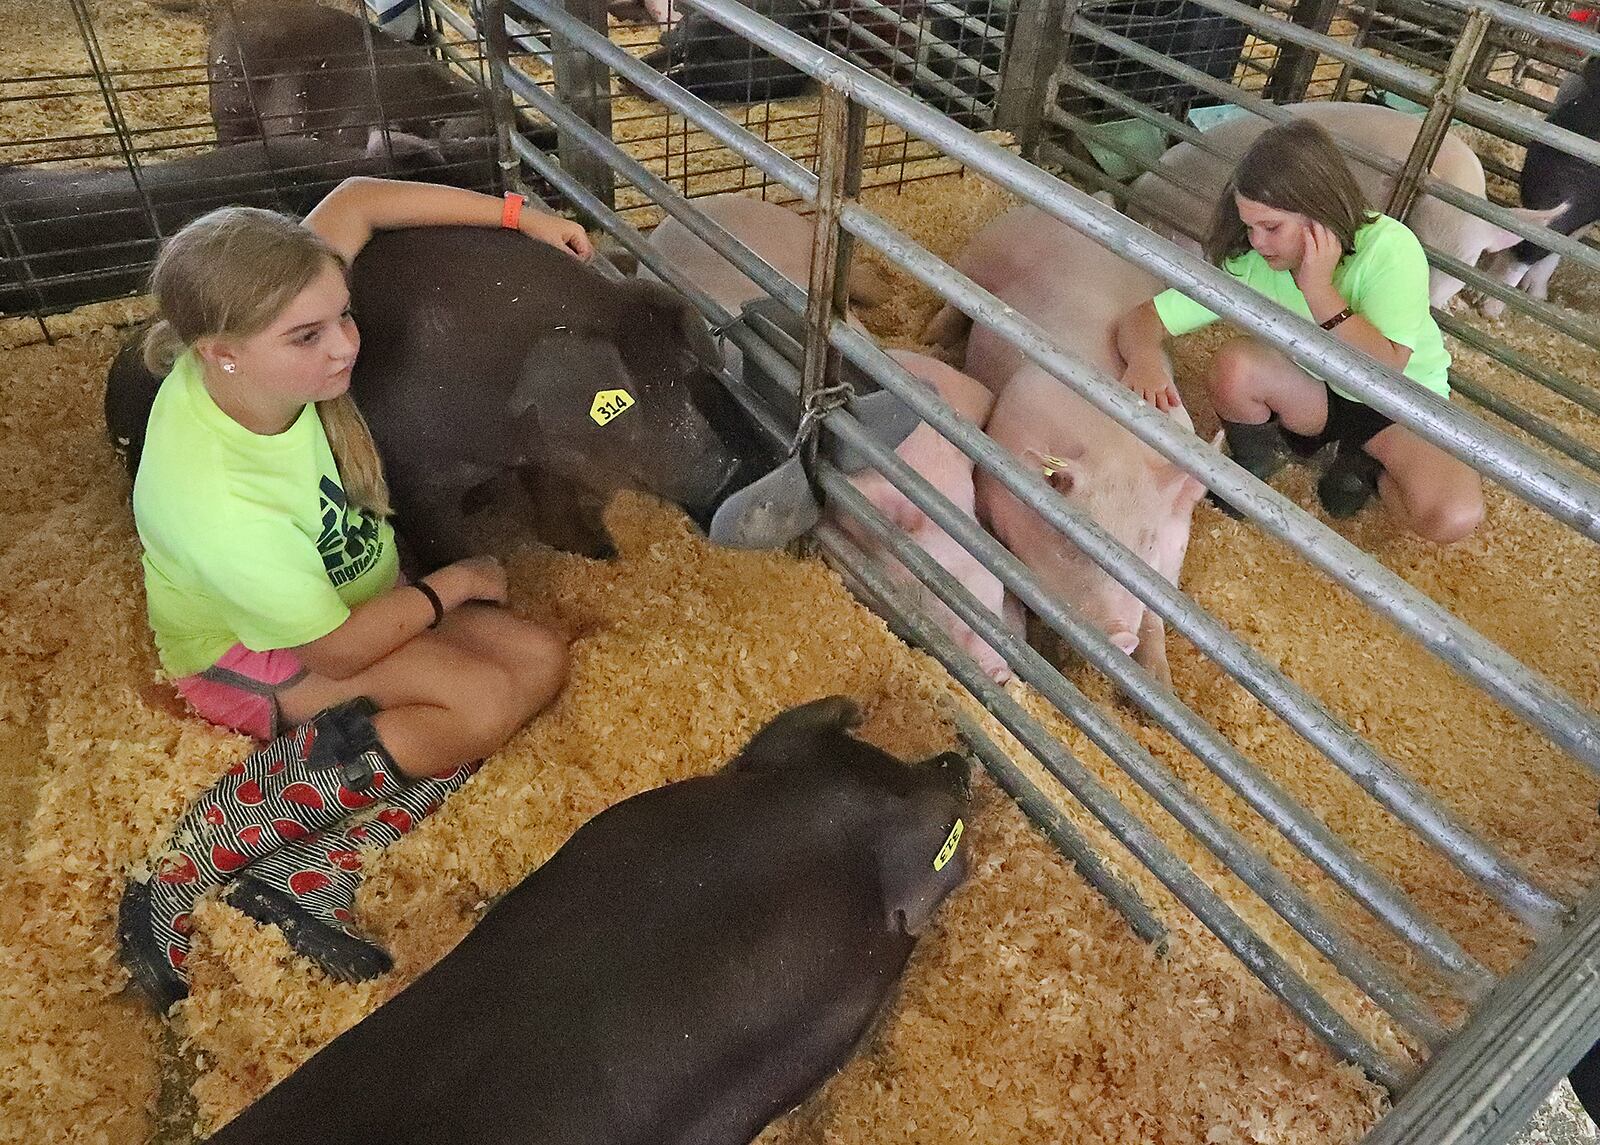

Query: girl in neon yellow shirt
<box><xmin>121</xmin><ymin>178</ymin><xmax>591</xmax><ymax>1007</ymax></box>
<box><xmin>1112</xmin><ymin>118</ymin><xmax>1484</xmax><ymax>542</ymax></box>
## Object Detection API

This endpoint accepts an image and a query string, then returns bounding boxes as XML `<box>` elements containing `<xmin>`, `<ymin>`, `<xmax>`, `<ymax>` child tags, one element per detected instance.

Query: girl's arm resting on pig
<box><xmin>1114</xmin><ymin>300</ymin><xmax>1183</xmax><ymax>412</ymax></box>
<box><xmin>304</xmin><ymin>177</ymin><xmax>593</xmax><ymax>264</ymax></box>
<box><xmin>292</xmin><ymin>559</ymin><xmax>508</xmax><ymax>680</ymax></box>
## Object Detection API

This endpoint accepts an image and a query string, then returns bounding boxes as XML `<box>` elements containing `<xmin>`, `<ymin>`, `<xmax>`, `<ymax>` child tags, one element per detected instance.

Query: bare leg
<box><xmin>1206</xmin><ymin>338</ymin><xmax>1330</xmax><ymax>435</ymax></box>
<box><xmin>1364</xmin><ymin>424</ymin><xmax>1484</xmax><ymax>544</ymax></box>
<box><xmin>278</xmin><ymin>608</ymin><xmax>570</xmax><ymax>778</ymax></box>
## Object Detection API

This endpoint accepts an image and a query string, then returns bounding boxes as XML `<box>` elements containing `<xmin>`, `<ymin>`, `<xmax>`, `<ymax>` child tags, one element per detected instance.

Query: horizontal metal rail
<box><xmin>1423</xmin><ymin>0</ymin><xmax>1600</xmax><ymax>57</ymax></box>
<box><xmin>496</xmin><ymin>35</ymin><xmax>1507</xmax><ymax>989</ymax></box>
<box><xmin>517</xmin><ymin>0</ymin><xmax>1578</xmax><ymax>926</ymax></box>
<box><xmin>951</xmin><ymin>711</ymin><xmax>1169</xmax><ymax>945</ymax></box>
<box><xmin>817</xmin><ymin>520</ymin><xmax>1407</xmax><ymax>1087</ymax></box>
<box><xmin>822</xmin><ymin>461</ymin><xmax>1458</xmax><ymax>1044</ymax></box>
<box><xmin>1361</xmin><ymin>883</ymin><xmax>1600</xmax><ymax>1144</ymax></box>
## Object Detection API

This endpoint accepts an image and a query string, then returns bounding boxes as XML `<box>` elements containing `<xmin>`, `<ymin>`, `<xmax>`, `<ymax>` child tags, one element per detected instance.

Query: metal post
<box><xmin>798</xmin><ymin>87</ymin><xmax>864</xmax><ymax>474</ymax></box>
<box><xmin>1264</xmin><ymin>0</ymin><xmax>1343</xmax><ymax>103</ymax></box>
<box><xmin>550</xmin><ymin>0</ymin><xmax>615</xmax><ymax>209</ymax></box>
<box><xmin>993</xmin><ymin>0</ymin><xmax>1073</xmax><ymax>156</ymax></box>
<box><xmin>480</xmin><ymin>0</ymin><xmax>528</xmax><ymax>195</ymax></box>
<box><xmin>1386</xmin><ymin>5</ymin><xmax>1493</xmax><ymax>222</ymax></box>
<box><xmin>354</xmin><ymin>4</ymin><xmax>399</xmax><ymax>170</ymax></box>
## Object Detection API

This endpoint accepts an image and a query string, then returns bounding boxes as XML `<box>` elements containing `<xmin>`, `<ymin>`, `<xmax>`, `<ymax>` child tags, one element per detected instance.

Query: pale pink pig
<box><xmin>831</xmin><ymin>351</ymin><xmax>1013</xmax><ymax>684</ymax></box>
<box><xmin>925</xmin><ymin>204</ymin><xmax>1212</xmax><ymax>687</ymax></box>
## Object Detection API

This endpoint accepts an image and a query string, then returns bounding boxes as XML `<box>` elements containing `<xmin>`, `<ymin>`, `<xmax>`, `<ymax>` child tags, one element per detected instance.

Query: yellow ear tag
<box><xmin>1030</xmin><ymin>450</ymin><xmax>1074</xmax><ymax>478</ymax></box>
<box><xmin>933</xmin><ymin>817</ymin><xmax>964</xmax><ymax>872</ymax></box>
<box><xmin>590</xmin><ymin>389</ymin><xmax>636</xmax><ymax>426</ymax></box>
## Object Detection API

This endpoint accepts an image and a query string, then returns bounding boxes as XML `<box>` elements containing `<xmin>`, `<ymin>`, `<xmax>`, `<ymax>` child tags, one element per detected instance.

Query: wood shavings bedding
<box><xmin>2</xmin><ymin>4</ymin><xmax>1597</xmax><ymax>1145</ymax></box>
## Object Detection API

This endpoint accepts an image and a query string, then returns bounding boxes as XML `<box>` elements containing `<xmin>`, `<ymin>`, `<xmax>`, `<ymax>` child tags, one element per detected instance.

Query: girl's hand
<box><xmin>523</xmin><ymin>212</ymin><xmax>594</xmax><ymax>260</ymax></box>
<box><xmin>1293</xmin><ymin>221</ymin><xmax>1343</xmax><ymax>294</ymax></box>
<box><xmin>1121</xmin><ymin>360</ymin><xmax>1182</xmax><ymax>413</ymax></box>
<box><xmin>429</xmin><ymin>556</ymin><xmax>509</xmax><ymax>609</ymax></box>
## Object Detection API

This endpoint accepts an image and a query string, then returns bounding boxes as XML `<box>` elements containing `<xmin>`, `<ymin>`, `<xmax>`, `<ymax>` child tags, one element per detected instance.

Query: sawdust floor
<box><xmin>4</xmin><ymin>2</ymin><xmax>1600</xmax><ymax>1144</ymax></box>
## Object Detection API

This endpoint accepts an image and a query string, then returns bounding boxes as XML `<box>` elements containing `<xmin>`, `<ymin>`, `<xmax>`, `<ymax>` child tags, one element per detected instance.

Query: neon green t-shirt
<box><xmin>1152</xmin><ymin>213</ymin><xmax>1451</xmax><ymax>402</ymax></box>
<box><xmin>134</xmin><ymin>352</ymin><xmax>400</xmax><ymax>678</ymax></box>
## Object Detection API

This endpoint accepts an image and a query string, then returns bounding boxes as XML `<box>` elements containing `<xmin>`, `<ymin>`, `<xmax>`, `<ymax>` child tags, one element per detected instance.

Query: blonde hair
<box><xmin>1206</xmin><ymin>118</ymin><xmax>1377</xmax><ymax>267</ymax></box>
<box><xmin>144</xmin><ymin>206</ymin><xmax>392</xmax><ymax>516</ymax></box>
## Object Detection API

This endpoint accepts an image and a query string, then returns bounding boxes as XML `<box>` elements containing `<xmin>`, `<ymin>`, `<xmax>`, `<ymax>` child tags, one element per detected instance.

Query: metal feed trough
<box><xmin>3</xmin><ymin>0</ymin><xmax>1600</xmax><ymax>1140</ymax></box>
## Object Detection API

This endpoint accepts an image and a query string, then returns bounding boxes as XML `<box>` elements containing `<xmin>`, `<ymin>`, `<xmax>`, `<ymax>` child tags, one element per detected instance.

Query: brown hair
<box><xmin>143</xmin><ymin>206</ymin><xmax>392</xmax><ymax>516</ymax></box>
<box><xmin>1204</xmin><ymin>118</ymin><xmax>1377</xmax><ymax>266</ymax></box>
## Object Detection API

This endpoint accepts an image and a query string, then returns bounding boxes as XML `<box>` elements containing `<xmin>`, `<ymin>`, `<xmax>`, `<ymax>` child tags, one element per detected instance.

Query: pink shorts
<box><xmin>173</xmin><ymin>644</ymin><xmax>308</xmax><ymax>742</ymax></box>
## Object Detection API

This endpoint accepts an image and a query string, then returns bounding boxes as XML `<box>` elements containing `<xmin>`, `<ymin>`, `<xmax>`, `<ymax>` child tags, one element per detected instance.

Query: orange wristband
<box><xmin>501</xmin><ymin>191</ymin><xmax>525</xmax><ymax>230</ymax></box>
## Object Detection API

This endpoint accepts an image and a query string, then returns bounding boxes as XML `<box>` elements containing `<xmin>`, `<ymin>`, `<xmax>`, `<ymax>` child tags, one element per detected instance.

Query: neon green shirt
<box><xmin>133</xmin><ymin>352</ymin><xmax>400</xmax><ymax>678</ymax></box>
<box><xmin>1152</xmin><ymin>213</ymin><xmax>1451</xmax><ymax>402</ymax></box>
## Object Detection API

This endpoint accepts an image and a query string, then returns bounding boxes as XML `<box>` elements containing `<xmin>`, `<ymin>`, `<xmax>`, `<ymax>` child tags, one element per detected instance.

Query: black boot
<box><xmin>118</xmin><ymin>698</ymin><xmax>405</xmax><ymax>1011</ymax></box>
<box><xmin>225</xmin><ymin>759</ymin><xmax>482</xmax><ymax>984</ymax></box>
<box><xmin>1317</xmin><ymin>444</ymin><xmax>1382</xmax><ymax>519</ymax></box>
<box><xmin>1209</xmin><ymin>418</ymin><xmax>1290</xmax><ymax>518</ymax></box>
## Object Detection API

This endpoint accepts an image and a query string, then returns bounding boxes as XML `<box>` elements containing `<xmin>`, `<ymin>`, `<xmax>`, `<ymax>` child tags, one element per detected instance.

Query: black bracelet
<box><xmin>1320</xmin><ymin>306</ymin><xmax>1354</xmax><ymax>331</ymax></box>
<box><xmin>414</xmin><ymin>579</ymin><xmax>445</xmax><ymax>629</ymax></box>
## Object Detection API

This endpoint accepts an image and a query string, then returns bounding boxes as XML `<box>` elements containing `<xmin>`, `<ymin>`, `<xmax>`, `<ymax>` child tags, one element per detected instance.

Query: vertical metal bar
<box><xmin>992</xmin><ymin>0</ymin><xmax>1072</xmax><ymax>155</ymax></box>
<box><xmin>480</xmin><ymin>0</ymin><xmax>527</xmax><ymax>195</ymax></box>
<box><xmin>0</xmin><ymin>194</ymin><xmax>55</xmax><ymax>342</ymax></box>
<box><xmin>798</xmin><ymin>87</ymin><xmax>863</xmax><ymax>473</ymax></box>
<box><xmin>219</xmin><ymin>1</ymin><xmax>292</xmax><ymax>214</ymax></box>
<box><xmin>67</xmin><ymin>0</ymin><xmax>162</xmax><ymax>247</ymax></box>
<box><xmin>354</xmin><ymin>2</ymin><xmax>399</xmax><ymax>170</ymax></box>
<box><xmin>550</xmin><ymin>0</ymin><xmax>616</xmax><ymax>209</ymax></box>
<box><xmin>1264</xmin><ymin>0</ymin><xmax>1343</xmax><ymax>102</ymax></box>
<box><xmin>1386</xmin><ymin>5</ymin><xmax>1493</xmax><ymax>222</ymax></box>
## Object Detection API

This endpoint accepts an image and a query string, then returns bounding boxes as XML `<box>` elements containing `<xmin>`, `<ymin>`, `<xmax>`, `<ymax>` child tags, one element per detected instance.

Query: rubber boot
<box><xmin>117</xmin><ymin>698</ymin><xmax>403</xmax><ymax>1011</ymax></box>
<box><xmin>225</xmin><ymin>759</ymin><xmax>482</xmax><ymax>984</ymax></box>
<box><xmin>1317</xmin><ymin>444</ymin><xmax>1382</xmax><ymax>519</ymax></box>
<box><xmin>1209</xmin><ymin>418</ymin><xmax>1290</xmax><ymax>517</ymax></box>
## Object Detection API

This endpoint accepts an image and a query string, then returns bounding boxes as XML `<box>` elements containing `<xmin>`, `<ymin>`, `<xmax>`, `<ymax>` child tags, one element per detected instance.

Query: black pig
<box><xmin>203</xmin><ymin>695</ymin><xmax>971</xmax><ymax>1145</ymax></box>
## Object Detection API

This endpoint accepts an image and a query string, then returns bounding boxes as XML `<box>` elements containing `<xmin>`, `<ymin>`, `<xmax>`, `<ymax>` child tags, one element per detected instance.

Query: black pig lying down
<box><xmin>0</xmin><ymin>136</ymin><xmax>495</xmax><ymax>318</ymax></box>
<box><xmin>104</xmin><ymin>226</ymin><xmax>822</xmax><ymax>564</ymax></box>
<box><xmin>204</xmin><ymin>696</ymin><xmax>971</xmax><ymax>1145</ymax></box>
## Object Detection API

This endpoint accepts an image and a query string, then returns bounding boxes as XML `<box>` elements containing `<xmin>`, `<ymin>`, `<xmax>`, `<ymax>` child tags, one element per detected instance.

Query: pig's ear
<box><xmin>1483</xmin><ymin>205</ymin><xmax>1567</xmax><ymax>254</ymax></box>
<box><xmin>878</xmin><ymin>791</ymin><xmax>968</xmax><ymax>936</ymax></box>
<box><xmin>728</xmin><ymin>696</ymin><xmax>863</xmax><ymax>774</ymax></box>
<box><xmin>509</xmin><ymin>336</ymin><xmax>634</xmax><ymax>437</ymax></box>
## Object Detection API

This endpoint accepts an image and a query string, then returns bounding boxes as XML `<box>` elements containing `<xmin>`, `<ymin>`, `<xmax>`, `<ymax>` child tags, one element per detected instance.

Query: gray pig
<box><xmin>202</xmin><ymin>695</ymin><xmax>971</xmax><ymax>1145</ymax></box>
<box><xmin>1480</xmin><ymin>56</ymin><xmax>1600</xmax><ymax>318</ymax></box>
<box><xmin>104</xmin><ymin>226</ymin><xmax>821</xmax><ymax>565</ymax></box>
<box><xmin>1</xmin><ymin>134</ymin><xmax>493</xmax><ymax>317</ymax></box>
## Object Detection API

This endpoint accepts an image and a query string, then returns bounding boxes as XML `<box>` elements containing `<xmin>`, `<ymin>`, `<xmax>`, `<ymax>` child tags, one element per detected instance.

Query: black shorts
<box><xmin>1282</xmin><ymin>387</ymin><xmax>1394</xmax><ymax>456</ymax></box>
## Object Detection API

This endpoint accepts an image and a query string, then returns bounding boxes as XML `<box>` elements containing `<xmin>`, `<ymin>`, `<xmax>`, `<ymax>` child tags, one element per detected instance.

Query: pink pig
<box><xmin>926</xmin><ymin>205</ymin><xmax>1214</xmax><ymax>687</ymax></box>
<box><xmin>832</xmin><ymin>351</ymin><xmax>1013</xmax><ymax>684</ymax></box>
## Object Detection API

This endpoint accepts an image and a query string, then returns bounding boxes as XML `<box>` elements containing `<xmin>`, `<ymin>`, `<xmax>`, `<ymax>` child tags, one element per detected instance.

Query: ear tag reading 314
<box><xmin>590</xmin><ymin>389</ymin><xmax>636</xmax><ymax>426</ymax></box>
<box><xmin>933</xmin><ymin>818</ymin><xmax>964</xmax><ymax>872</ymax></box>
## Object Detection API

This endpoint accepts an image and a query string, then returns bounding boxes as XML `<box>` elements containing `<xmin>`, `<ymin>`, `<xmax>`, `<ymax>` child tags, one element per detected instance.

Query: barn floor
<box><xmin>4</xmin><ymin>2</ymin><xmax>1600</xmax><ymax>1144</ymax></box>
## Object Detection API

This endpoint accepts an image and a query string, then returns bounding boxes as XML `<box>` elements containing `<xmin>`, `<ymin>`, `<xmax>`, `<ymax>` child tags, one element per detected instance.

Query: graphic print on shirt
<box><xmin>316</xmin><ymin>476</ymin><xmax>382</xmax><ymax>588</ymax></box>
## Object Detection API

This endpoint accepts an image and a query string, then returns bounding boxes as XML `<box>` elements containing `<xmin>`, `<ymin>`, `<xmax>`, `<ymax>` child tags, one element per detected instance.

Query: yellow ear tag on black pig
<box><xmin>933</xmin><ymin>818</ymin><xmax>964</xmax><ymax>871</ymax></box>
<box><xmin>590</xmin><ymin>389</ymin><xmax>636</xmax><ymax>426</ymax></box>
